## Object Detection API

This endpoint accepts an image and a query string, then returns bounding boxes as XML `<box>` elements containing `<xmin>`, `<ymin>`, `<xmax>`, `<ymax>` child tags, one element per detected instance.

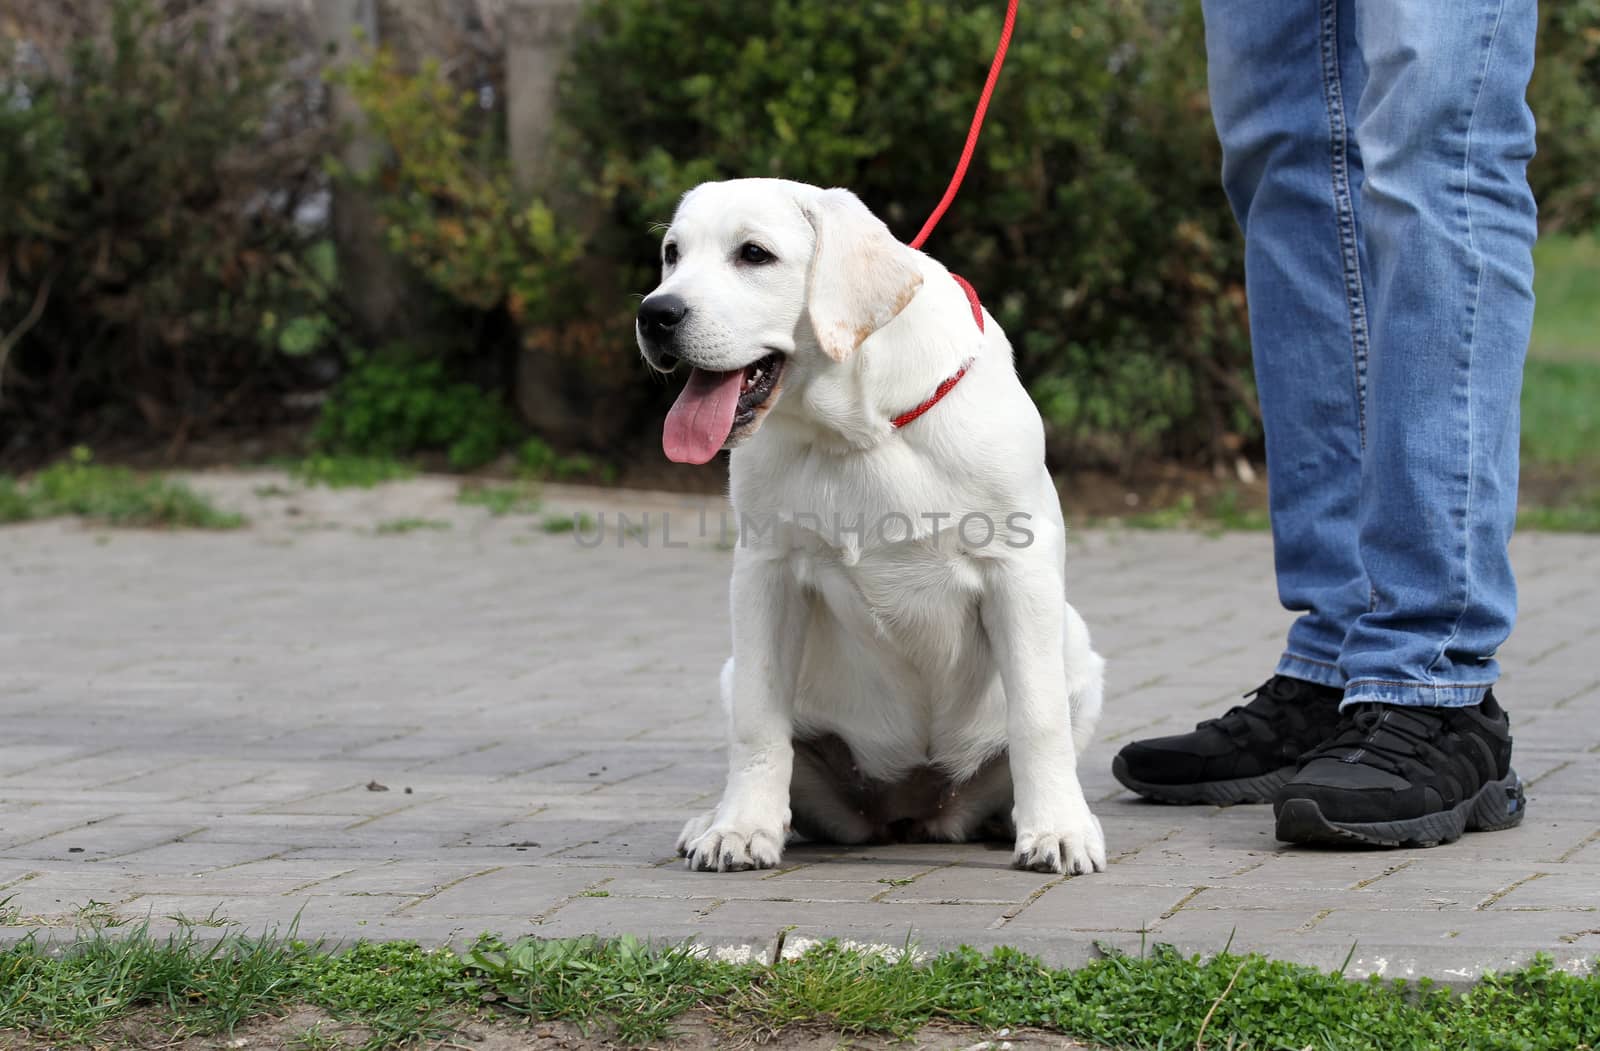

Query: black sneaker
<box><xmin>1112</xmin><ymin>675</ymin><xmax>1345</xmax><ymax>805</ymax></box>
<box><xmin>1273</xmin><ymin>692</ymin><xmax>1525</xmax><ymax>848</ymax></box>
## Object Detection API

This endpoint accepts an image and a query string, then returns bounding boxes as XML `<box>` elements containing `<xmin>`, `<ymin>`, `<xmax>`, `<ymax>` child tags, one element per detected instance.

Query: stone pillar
<box><xmin>504</xmin><ymin>0</ymin><xmax>584</xmax><ymax>194</ymax></box>
<box><xmin>312</xmin><ymin>0</ymin><xmax>419</xmax><ymax>342</ymax></box>
<box><xmin>505</xmin><ymin>0</ymin><xmax>605</xmax><ymax>444</ymax></box>
<box><xmin>375</xmin><ymin>1</ymin><xmax>462</xmax><ymax>72</ymax></box>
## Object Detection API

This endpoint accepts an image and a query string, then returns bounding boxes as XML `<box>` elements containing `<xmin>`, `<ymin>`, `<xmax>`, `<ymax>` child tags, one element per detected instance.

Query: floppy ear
<box><xmin>803</xmin><ymin>188</ymin><xmax>925</xmax><ymax>362</ymax></box>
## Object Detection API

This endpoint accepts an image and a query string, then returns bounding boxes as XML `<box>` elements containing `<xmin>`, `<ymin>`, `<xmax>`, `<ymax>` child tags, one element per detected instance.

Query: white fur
<box><xmin>643</xmin><ymin>179</ymin><xmax>1107</xmax><ymax>875</ymax></box>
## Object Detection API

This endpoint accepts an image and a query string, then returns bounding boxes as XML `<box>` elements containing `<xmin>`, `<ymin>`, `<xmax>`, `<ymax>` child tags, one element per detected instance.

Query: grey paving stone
<box><xmin>606</xmin><ymin>873</ymin><xmax>896</xmax><ymax>903</ymax></box>
<box><xmin>1</xmin><ymin>475</ymin><xmax>1597</xmax><ymax>983</ymax></box>
<box><xmin>126</xmin><ymin>892</ymin><xmax>415</xmax><ymax>934</ymax></box>
<box><xmin>81</xmin><ymin>840</ymin><xmax>288</xmax><ymax>874</ymax></box>
<box><xmin>398</xmin><ymin>863</ymin><xmax>628</xmax><ymax>919</ymax></box>
<box><xmin>876</xmin><ymin>864</ymin><xmax>1058</xmax><ymax>905</ymax></box>
<box><xmin>0</xmin><ymin>823</ymin><xmax>203</xmax><ymax>864</ymax></box>
<box><xmin>1009</xmin><ymin>880</ymin><xmax>1195</xmax><ymax>932</ymax></box>
<box><xmin>532</xmin><ymin>896</ymin><xmax>742</xmax><ymax>939</ymax></box>
<box><xmin>164</xmin><ymin>858</ymin><xmax>367</xmax><ymax>891</ymax></box>
<box><xmin>1146</xmin><ymin>906</ymin><xmax>1338</xmax><ymax>952</ymax></box>
<box><xmin>707</xmin><ymin>899</ymin><xmax>1008</xmax><ymax>942</ymax></box>
<box><xmin>1481</xmin><ymin>869</ymin><xmax>1600</xmax><ymax>911</ymax></box>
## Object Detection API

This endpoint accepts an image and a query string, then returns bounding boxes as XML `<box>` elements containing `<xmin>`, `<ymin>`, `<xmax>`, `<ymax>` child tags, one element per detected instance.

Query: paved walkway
<box><xmin>2</xmin><ymin>474</ymin><xmax>1597</xmax><ymax>983</ymax></box>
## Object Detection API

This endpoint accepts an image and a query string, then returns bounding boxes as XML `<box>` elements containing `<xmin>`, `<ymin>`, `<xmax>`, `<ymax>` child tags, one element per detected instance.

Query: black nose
<box><xmin>638</xmin><ymin>294</ymin><xmax>688</xmax><ymax>336</ymax></box>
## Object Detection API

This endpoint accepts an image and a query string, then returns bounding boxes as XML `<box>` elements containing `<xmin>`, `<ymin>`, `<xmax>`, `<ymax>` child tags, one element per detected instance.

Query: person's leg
<box><xmin>1209</xmin><ymin>0</ymin><xmax>1373</xmax><ymax>689</ymax></box>
<box><xmin>1339</xmin><ymin>0</ymin><xmax>1539</xmax><ymax>706</ymax></box>
<box><xmin>1274</xmin><ymin>0</ymin><xmax>1537</xmax><ymax>847</ymax></box>
<box><xmin>1111</xmin><ymin>0</ymin><xmax>1363</xmax><ymax>805</ymax></box>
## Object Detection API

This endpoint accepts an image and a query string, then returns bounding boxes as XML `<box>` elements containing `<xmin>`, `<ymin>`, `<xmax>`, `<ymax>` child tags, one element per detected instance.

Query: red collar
<box><xmin>889</xmin><ymin>273</ymin><xmax>982</xmax><ymax>430</ymax></box>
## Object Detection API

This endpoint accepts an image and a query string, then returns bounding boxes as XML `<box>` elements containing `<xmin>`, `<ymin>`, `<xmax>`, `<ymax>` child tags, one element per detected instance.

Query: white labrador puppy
<box><xmin>636</xmin><ymin>179</ymin><xmax>1106</xmax><ymax>875</ymax></box>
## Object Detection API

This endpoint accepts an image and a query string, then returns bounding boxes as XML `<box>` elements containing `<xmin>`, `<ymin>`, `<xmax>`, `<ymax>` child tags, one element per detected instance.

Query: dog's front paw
<box><xmin>1012</xmin><ymin>810</ymin><xmax>1106</xmax><ymax>875</ymax></box>
<box><xmin>679</xmin><ymin>817</ymin><xmax>785</xmax><ymax>872</ymax></box>
<box><xmin>675</xmin><ymin>810</ymin><xmax>717</xmax><ymax>857</ymax></box>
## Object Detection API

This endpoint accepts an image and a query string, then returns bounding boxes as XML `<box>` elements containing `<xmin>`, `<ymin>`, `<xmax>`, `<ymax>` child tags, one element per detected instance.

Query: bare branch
<box><xmin>0</xmin><ymin>266</ymin><xmax>59</xmax><ymax>401</ymax></box>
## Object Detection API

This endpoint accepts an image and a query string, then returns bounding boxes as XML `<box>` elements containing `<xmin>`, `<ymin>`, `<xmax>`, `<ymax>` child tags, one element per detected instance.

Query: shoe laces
<box><xmin>1198</xmin><ymin>676</ymin><xmax>1304</xmax><ymax>739</ymax></box>
<box><xmin>1304</xmin><ymin>703</ymin><xmax>1446</xmax><ymax>775</ymax></box>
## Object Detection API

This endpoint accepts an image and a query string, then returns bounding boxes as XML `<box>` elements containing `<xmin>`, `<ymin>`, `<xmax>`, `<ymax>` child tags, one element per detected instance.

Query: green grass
<box><xmin>1530</xmin><ymin>233</ymin><xmax>1600</xmax><ymax>365</ymax></box>
<box><xmin>1518</xmin><ymin>233</ymin><xmax>1600</xmax><ymax>531</ymax></box>
<box><xmin>1519</xmin><ymin>490</ymin><xmax>1600</xmax><ymax>533</ymax></box>
<box><xmin>288</xmin><ymin>1023</ymin><xmax>346</xmax><ymax>1050</ymax></box>
<box><xmin>516</xmin><ymin>437</ymin><xmax>618</xmax><ymax>484</ymax></box>
<box><xmin>0</xmin><ymin>448</ymin><xmax>245</xmax><ymax>529</ymax></box>
<box><xmin>162</xmin><ymin>906</ymin><xmax>235</xmax><ymax>929</ymax></box>
<box><xmin>461</xmin><ymin>934</ymin><xmax>743</xmax><ymax>1043</ymax></box>
<box><xmin>457</xmin><ymin>481</ymin><xmax>543</xmax><ymax>516</ymax></box>
<box><xmin>0</xmin><ymin>927</ymin><xmax>309</xmax><ymax>1041</ymax></box>
<box><xmin>372</xmin><ymin>517</ymin><xmax>452</xmax><ymax>535</ymax></box>
<box><xmin>539</xmin><ymin>511</ymin><xmax>599</xmax><ymax>534</ymax></box>
<box><xmin>291</xmin><ymin>453</ymin><xmax>416</xmax><ymax>489</ymax></box>
<box><xmin>1522</xmin><ymin>357</ymin><xmax>1600</xmax><ymax>470</ymax></box>
<box><xmin>1524</xmin><ymin>234</ymin><xmax>1600</xmax><ymax>473</ymax></box>
<box><xmin>1090</xmin><ymin>236</ymin><xmax>1599</xmax><ymax>535</ymax></box>
<box><xmin>1</xmin><ymin>929</ymin><xmax>1597</xmax><ymax>1050</ymax></box>
<box><xmin>1113</xmin><ymin>490</ymin><xmax>1271</xmax><ymax>535</ymax></box>
<box><xmin>288</xmin><ymin>940</ymin><xmax>462</xmax><ymax>1048</ymax></box>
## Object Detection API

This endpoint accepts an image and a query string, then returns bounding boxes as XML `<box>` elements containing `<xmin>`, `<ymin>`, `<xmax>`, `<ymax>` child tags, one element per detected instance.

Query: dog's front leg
<box><xmin>981</xmin><ymin>560</ymin><xmax>1106</xmax><ymax>875</ymax></box>
<box><xmin>681</xmin><ymin>553</ymin><xmax>803</xmax><ymax>872</ymax></box>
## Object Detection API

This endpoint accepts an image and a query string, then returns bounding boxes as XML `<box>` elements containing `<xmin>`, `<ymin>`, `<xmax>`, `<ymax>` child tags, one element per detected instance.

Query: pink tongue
<box><xmin>663</xmin><ymin>367</ymin><xmax>745</xmax><ymax>464</ymax></box>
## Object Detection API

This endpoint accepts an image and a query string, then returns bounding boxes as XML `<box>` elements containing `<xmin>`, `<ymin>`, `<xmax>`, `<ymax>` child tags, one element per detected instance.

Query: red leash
<box><xmin>906</xmin><ymin>0</ymin><xmax>1018</xmax><ymax>252</ymax></box>
<box><xmin>890</xmin><ymin>0</ymin><xmax>1015</xmax><ymax>428</ymax></box>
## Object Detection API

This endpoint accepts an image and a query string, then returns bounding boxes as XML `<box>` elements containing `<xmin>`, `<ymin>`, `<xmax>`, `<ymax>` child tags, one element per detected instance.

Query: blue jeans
<box><xmin>1203</xmin><ymin>0</ymin><xmax>1538</xmax><ymax>707</ymax></box>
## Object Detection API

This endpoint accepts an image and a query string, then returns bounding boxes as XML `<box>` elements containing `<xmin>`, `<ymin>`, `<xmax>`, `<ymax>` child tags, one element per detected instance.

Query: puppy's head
<box><xmin>637</xmin><ymin>179</ymin><xmax>923</xmax><ymax>464</ymax></box>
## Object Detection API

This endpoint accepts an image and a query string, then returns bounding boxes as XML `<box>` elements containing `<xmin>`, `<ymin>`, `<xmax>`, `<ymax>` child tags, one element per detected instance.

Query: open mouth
<box><xmin>662</xmin><ymin>352</ymin><xmax>787</xmax><ymax>465</ymax></box>
<box><xmin>732</xmin><ymin>351</ymin><xmax>784</xmax><ymax>431</ymax></box>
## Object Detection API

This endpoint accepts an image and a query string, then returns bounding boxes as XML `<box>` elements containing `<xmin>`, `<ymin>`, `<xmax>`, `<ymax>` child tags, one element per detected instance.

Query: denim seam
<box><xmin>1346</xmin><ymin>678</ymin><xmax>1496</xmax><ymax>690</ymax></box>
<box><xmin>1427</xmin><ymin>0</ymin><xmax>1507</xmax><ymax>682</ymax></box>
<box><xmin>1283</xmin><ymin>651</ymin><xmax>1340</xmax><ymax>671</ymax></box>
<box><xmin>1317</xmin><ymin>0</ymin><xmax>1369</xmax><ymax>450</ymax></box>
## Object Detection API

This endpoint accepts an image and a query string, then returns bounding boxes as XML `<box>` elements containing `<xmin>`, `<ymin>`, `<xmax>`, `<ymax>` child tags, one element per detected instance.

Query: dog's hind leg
<box><xmin>1063</xmin><ymin>600</ymin><xmax>1105</xmax><ymax>757</ymax></box>
<box><xmin>916</xmin><ymin>752</ymin><xmax>1015</xmax><ymax>842</ymax></box>
<box><xmin>789</xmin><ymin>738</ymin><xmax>878</xmax><ymax>844</ymax></box>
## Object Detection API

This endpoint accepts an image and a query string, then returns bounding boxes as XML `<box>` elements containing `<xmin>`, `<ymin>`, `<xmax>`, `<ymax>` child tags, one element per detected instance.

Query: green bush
<box><xmin>352</xmin><ymin>1</ymin><xmax>1251</xmax><ymax>464</ymax></box>
<box><xmin>351</xmin><ymin>0</ymin><xmax>1600</xmax><ymax>469</ymax></box>
<box><xmin>0</xmin><ymin>0</ymin><xmax>334</xmax><ymax>463</ymax></box>
<box><xmin>1529</xmin><ymin>0</ymin><xmax>1600</xmax><ymax>231</ymax></box>
<box><xmin>333</xmin><ymin>49</ymin><xmax>647</xmax><ymax>451</ymax></box>
<box><xmin>311</xmin><ymin>349</ymin><xmax>516</xmax><ymax>470</ymax></box>
<box><xmin>578</xmin><ymin>1</ymin><xmax>1255</xmax><ymax>463</ymax></box>
<box><xmin>8</xmin><ymin>1</ymin><xmax>1594</xmax><ymax>471</ymax></box>
<box><xmin>330</xmin><ymin>50</ymin><xmax>583</xmax><ymax>325</ymax></box>
<box><xmin>515</xmin><ymin>437</ymin><xmax>617</xmax><ymax>483</ymax></box>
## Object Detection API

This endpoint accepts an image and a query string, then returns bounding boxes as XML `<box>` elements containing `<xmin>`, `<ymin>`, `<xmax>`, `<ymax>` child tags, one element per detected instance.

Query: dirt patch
<box><xmin>25</xmin><ymin>424</ymin><xmax>1256</xmax><ymax>519</ymax></box>
<box><xmin>0</xmin><ymin>1007</ymin><xmax>1095</xmax><ymax>1050</ymax></box>
<box><xmin>484</xmin><ymin>454</ymin><xmax>1269</xmax><ymax>521</ymax></box>
<box><xmin>23</xmin><ymin>431</ymin><xmax>1594</xmax><ymax>529</ymax></box>
<box><xmin>1056</xmin><ymin>464</ymin><xmax>1265</xmax><ymax>522</ymax></box>
<box><xmin>1518</xmin><ymin>464</ymin><xmax>1600</xmax><ymax>507</ymax></box>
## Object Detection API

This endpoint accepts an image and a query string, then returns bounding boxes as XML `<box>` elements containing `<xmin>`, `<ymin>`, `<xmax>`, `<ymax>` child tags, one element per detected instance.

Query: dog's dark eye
<box><xmin>739</xmin><ymin>242</ymin><xmax>774</xmax><ymax>265</ymax></box>
<box><xmin>663</xmin><ymin>243</ymin><xmax>679</xmax><ymax>266</ymax></box>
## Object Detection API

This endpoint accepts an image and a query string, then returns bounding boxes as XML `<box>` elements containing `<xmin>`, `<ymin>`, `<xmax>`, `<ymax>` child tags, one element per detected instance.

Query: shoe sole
<box><xmin>1274</xmin><ymin>771</ymin><xmax>1526</xmax><ymax>848</ymax></box>
<box><xmin>1112</xmin><ymin>754</ymin><xmax>1294</xmax><ymax>806</ymax></box>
